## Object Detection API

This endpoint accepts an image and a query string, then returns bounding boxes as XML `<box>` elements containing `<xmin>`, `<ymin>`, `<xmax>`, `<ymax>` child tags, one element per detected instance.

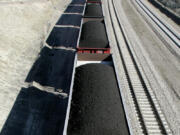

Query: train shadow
<box><xmin>0</xmin><ymin>87</ymin><xmax>68</xmax><ymax>135</ymax></box>
<box><xmin>0</xmin><ymin>2</ymin><xmax>85</xmax><ymax>135</ymax></box>
<box><xmin>25</xmin><ymin>47</ymin><xmax>75</xmax><ymax>94</ymax></box>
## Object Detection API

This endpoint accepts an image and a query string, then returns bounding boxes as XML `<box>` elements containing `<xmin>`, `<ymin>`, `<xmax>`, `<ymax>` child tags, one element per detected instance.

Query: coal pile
<box><xmin>79</xmin><ymin>21</ymin><xmax>109</xmax><ymax>48</ymax></box>
<box><xmin>87</xmin><ymin>0</ymin><xmax>101</xmax><ymax>2</ymax></box>
<box><xmin>67</xmin><ymin>64</ymin><xmax>129</xmax><ymax>135</ymax></box>
<box><xmin>1</xmin><ymin>87</ymin><xmax>68</xmax><ymax>135</ymax></box>
<box><xmin>84</xmin><ymin>3</ymin><xmax>103</xmax><ymax>18</ymax></box>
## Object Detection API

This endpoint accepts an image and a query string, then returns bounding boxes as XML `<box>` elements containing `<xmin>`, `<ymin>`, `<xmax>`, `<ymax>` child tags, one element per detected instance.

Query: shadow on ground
<box><xmin>0</xmin><ymin>87</ymin><xmax>68</xmax><ymax>135</ymax></box>
<box><xmin>0</xmin><ymin>1</ymin><xmax>85</xmax><ymax>134</ymax></box>
<box><xmin>25</xmin><ymin>47</ymin><xmax>75</xmax><ymax>93</ymax></box>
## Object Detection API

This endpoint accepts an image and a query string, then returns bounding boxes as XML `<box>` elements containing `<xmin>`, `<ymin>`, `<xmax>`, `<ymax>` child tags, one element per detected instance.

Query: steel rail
<box><xmin>135</xmin><ymin>0</ymin><xmax>180</xmax><ymax>48</ymax></box>
<box><xmin>107</xmin><ymin>0</ymin><xmax>172</xmax><ymax>134</ymax></box>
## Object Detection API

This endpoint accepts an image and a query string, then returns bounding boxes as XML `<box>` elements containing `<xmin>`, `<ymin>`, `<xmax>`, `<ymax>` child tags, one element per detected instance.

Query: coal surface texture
<box><xmin>65</xmin><ymin>6</ymin><xmax>84</xmax><ymax>14</ymax></box>
<box><xmin>84</xmin><ymin>3</ymin><xmax>103</xmax><ymax>18</ymax></box>
<box><xmin>1</xmin><ymin>87</ymin><xmax>68</xmax><ymax>135</ymax></box>
<box><xmin>56</xmin><ymin>14</ymin><xmax>82</xmax><ymax>27</ymax></box>
<box><xmin>26</xmin><ymin>47</ymin><xmax>75</xmax><ymax>93</ymax></box>
<box><xmin>87</xmin><ymin>0</ymin><xmax>101</xmax><ymax>2</ymax></box>
<box><xmin>71</xmin><ymin>0</ymin><xmax>86</xmax><ymax>4</ymax></box>
<box><xmin>67</xmin><ymin>64</ymin><xmax>129</xmax><ymax>135</ymax></box>
<box><xmin>46</xmin><ymin>27</ymin><xmax>79</xmax><ymax>48</ymax></box>
<box><xmin>79</xmin><ymin>21</ymin><xmax>109</xmax><ymax>48</ymax></box>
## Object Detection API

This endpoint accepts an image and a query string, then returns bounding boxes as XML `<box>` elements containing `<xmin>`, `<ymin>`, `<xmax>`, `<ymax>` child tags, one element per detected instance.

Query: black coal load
<box><xmin>84</xmin><ymin>3</ymin><xmax>103</xmax><ymax>18</ymax></box>
<box><xmin>87</xmin><ymin>0</ymin><xmax>101</xmax><ymax>2</ymax></box>
<box><xmin>1</xmin><ymin>87</ymin><xmax>68</xmax><ymax>135</ymax></box>
<box><xmin>68</xmin><ymin>64</ymin><xmax>129</xmax><ymax>135</ymax></box>
<box><xmin>79</xmin><ymin>21</ymin><xmax>109</xmax><ymax>48</ymax></box>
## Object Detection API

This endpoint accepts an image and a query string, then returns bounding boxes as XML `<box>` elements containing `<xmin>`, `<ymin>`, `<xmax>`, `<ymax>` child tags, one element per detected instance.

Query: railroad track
<box><xmin>106</xmin><ymin>0</ymin><xmax>172</xmax><ymax>134</ymax></box>
<box><xmin>135</xmin><ymin>0</ymin><xmax>180</xmax><ymax>48</ymax></box>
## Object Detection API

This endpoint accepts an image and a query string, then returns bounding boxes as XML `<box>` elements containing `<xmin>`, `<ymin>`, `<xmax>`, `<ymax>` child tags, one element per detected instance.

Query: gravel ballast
<box><xmin>67</xmin><ymin>63</ymin><xmax>129</xmax><ymax>135</ymax></box>
<box><xmin>79</xmin><ymin>21</ymin><xmax>109</xmax><ymax>48</ymax></box>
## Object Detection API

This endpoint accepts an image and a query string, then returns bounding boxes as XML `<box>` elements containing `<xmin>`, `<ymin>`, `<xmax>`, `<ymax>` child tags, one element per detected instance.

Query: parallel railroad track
<box><xmin>135</xmin><ymin>0</ymin><xmax>180</xmax><ymax>48</ymax></box>
<box><xmin>106</xmin><ymin>0</ymin><xmax>173</xmax><ymax>134</ymax></box>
